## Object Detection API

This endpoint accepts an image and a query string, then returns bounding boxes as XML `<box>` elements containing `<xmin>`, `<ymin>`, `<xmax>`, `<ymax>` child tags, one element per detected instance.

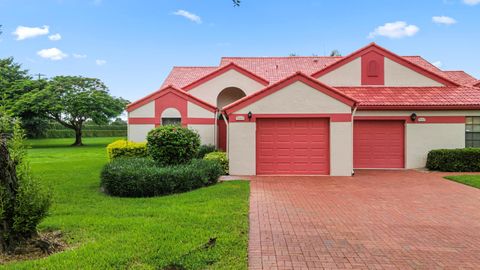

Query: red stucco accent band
<box><xmin>354</xmin><ymin>116</ymin><xmax>466</xmax><ymax>124</ymax></box>
<box><xmin>229</xmin><ymin>113</ymin><xmax>352</xmax><ymax>122</ymax></box>
<box><xmin>129</xmin><ymin>117</ymin><xmax>215</xmax><ymax>125</ymax></box>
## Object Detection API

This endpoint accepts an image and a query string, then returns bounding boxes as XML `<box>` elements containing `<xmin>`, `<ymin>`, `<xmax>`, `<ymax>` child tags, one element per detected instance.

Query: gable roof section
<box><xmin>220</xmin><ymin>56</ymin><xmax>342</xmax><ymax>84</ymax></box>
<box><xmin>311</xmin><ymin>43</ymin><xmax>459</xmax><ymax>87</ymax></box>
<box><xmin>476</xmin><ymin>81</ymin><xmax>480</xmax><ymax>88</ymax></box>
<box><xmin>127</xmin><ymin>85</ymin><xmax>216</xmax><ymax>112</ymax></box>
<box><xmin>161</xmin><ymin>66</ymin><xmax>218</xmax><ymax>89</ymax></box>
<box><xmin>223</xmin><ymin>72</ymin><xmax>357</xmax><ymax>114</ymax></box>
<box><xmin>443</xmin><ymin>71</ymin><xmax>479</xmax><ymax>86</ymax></box>
<box><xmin>182</xmin><ymin>62</ymin><xmax>269</xmax><ymax>91</ymax></box>
<box><xmin>336</xmin><ymin>86</ymin><xmax>480</xmax><ymax>110</ymax></box>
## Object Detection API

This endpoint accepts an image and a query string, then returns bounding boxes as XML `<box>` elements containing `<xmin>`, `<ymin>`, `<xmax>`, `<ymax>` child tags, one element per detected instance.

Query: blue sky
<box><xmin>1</xmin><ymin>0</ymin><xmax>479</xmax><ymax>102</ymax></box>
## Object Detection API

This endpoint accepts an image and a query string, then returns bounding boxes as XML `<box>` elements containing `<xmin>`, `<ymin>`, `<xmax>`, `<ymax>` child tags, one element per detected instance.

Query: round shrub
<box><xmin>197</xmin><ymin>144</ymin><xmax>216</xmax><ymax>158</ymax></box>
<box><xmin>204</xmin><ymin>151</ymin><xmax>228</xmax><ymax>175</ymax></box>
<box><xmin>147</xmin><ymin>126</ymin><xmax>200</xmax><ymax>166</ymax></box>
<box><xmin>100</xmin><ymin>158</ymin><xmax>223</xmax><ymax>197</ymax></box>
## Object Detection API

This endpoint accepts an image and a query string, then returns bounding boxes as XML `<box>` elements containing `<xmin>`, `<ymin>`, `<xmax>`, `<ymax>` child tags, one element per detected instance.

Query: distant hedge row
<box><xmin>35</xmin><ymin>124</ymin><xmax>127</xmax><ymax>138</ymax></box>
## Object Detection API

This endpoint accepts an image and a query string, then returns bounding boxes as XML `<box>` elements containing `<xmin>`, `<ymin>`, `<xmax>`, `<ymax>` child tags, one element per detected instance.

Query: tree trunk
<box><xmin>72</xmin><ymin>128</ymin><xmax>83</xmax><ymax>146</ymax></box>
<box><xmin>0</xmin><ymin>136</ymin><xmax>19</xmax><ymax>253</ymax></box>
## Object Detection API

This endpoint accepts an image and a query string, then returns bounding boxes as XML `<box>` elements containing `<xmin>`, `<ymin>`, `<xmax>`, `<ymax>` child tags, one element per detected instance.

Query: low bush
<box><xmin>204</xmin><ymin>152</ymin><xmax>228</xmax><ymax>175</ymax></box>
<box><xmin>106</xmin><ymin>140</ymin><xmax>147</xmax><ymax>161</ymax></box>
<box><xmin>100</xmin><ymin>158</ymin><xmax>223</xmax><ymax>197</ymax></box>
<box><xmin>426</xmin><ymin>148</ymin><xmax>480</xmax><ymax>172</ymax></box>
<box><xmin>147</xmin><ymin>125</ymin><xmax>200</xmax><ymax>166</ymax></box>
<box><xmin>197</xmin><ymin>144</ymin><xmax>216</xmax><ymax>158</ymax></box>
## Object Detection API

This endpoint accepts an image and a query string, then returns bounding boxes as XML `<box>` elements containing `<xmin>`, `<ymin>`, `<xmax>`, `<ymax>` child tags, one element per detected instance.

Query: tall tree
<box><xmin>0</xmin><ymin>57</ymin><xmax>49</xmax><ymax>137</ymax></box>
<box><xmin>18</xmin><ymin>76</ymin><xmax>128</xmax><ymax>146</ymax></box>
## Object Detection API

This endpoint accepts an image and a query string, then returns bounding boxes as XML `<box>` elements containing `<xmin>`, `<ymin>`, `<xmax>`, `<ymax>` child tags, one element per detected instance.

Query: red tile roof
<box><xmin>336</xmin><ymin>86</ymin><xmax>480</xmax><ymax>108</ymax></box>
<box><xmin>443</xmin><ymin>71</ymin><xmax>479</xmax><ymax>86</ymax></box>
<box><xmin>161</xmin><ymin>66</ymin><xmax>217</xmax><ymax>88</ymax></box>
<box><xmin>155</xmin><ymin>47</ymin><xmax>479</xmax><ymax>109</ymax></box>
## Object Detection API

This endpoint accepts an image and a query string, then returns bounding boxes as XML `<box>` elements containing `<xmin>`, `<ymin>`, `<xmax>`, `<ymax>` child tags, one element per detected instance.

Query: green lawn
<box><xmin>445</xmin><ymin>175</ymin><xmax>480</xmax><ymax>189</ymax></box>
<box><xmin>2</xmin><ymin>137</ymin><xmax>249</xmax><ymax>270</ymax></box>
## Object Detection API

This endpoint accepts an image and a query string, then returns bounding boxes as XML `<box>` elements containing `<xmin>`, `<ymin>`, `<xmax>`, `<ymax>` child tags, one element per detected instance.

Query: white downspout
<box><xmin>214</xmin><ymin>109</ymin><xmax>218</xmax><ymax>149</ymax></box>
<box><xmin>222</xmin><ymin>112</ymin><xmax>229</xmax><ymax>154</ymax></box>
<box><xmin>351</xmin><ymin>103</ymin><xmax>358</xmax><ymax>176</ymax></box>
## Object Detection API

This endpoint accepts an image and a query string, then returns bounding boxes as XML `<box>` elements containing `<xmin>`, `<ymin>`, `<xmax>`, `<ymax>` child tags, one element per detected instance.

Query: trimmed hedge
<box><xmin>426</xmin><ymin>148</ymin><xmax>480</xmax><ymax>172</ymax></box>
<box><xmin>106</xmin><ymin>140</ymin><xmax>147</xmax><ymax>161</ymax></box>
<box><xmin>100</xmin><ymin>158</ymin><xmax>223</xmax><ymax>197</ymax></box>
<box><xmin>147</xmin><ymin>125</ymin><xmax>201</xmax><ymax>166</ymax></box>
<box><xmin>35</xmin><ymin>123</ymin><xmax>127</xmax><ymax>138</ymax></box>
<box><xmin>204</xmin><ymin>151</ymin><xmax>228</xmax><ymax>175</ymax></box>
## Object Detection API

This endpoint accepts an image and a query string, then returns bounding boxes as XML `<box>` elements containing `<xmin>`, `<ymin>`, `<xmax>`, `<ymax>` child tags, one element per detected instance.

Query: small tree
<box><xmin>18</xmin><ymin>76</ymin><xmax>128</xmax><ymax>146</ymax></box>
<box><xmin>0</xmin><ymin>113</ymin><xmax>51</xmax><ymax>253</ymax></box>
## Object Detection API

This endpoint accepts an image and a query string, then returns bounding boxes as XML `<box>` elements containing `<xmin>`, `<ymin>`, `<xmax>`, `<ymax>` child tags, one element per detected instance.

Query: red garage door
<box><xmin>354</xmin><ymin>120</ymin><xmax>405</xmax><ymax>169</ymax></box>
<box><xmin>256</xmin><ymin>118</ymin><xmax>329</xmax><ymax>175</ymax></box>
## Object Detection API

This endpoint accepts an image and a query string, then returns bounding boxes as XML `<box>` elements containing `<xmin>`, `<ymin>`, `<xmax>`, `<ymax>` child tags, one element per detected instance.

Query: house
<box><xmin>127</xmin><ymin>43</ymin><xmax>480</xmax><ymax>176</ymax></box>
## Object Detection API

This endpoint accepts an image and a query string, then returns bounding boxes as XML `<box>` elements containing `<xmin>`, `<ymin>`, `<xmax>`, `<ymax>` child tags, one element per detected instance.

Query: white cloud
<box><xmin>463</xmin><ymin>0</ymin><xmax>480</xmax><ymax>5</ymax></box>
<box><xmin>73</xmin><ymin>53</ymin><xmax>87</xmax><ymax>59</ymax></box>
<box><xmin>432</xmin><ymin>61</ymin><xmax>442</xmax><ymax>68</ymax></box>
<box><xmin>368</xmin><ymin>21</ymin><xmax>419</xmax><ymax>39</ymax></box>
<box><xmin>37</xmin><ymin>48</ymin><xmax>68</xmax><ymax>60</ymax></box>
<box><xmin>432</xmin><ymin>16</ymin><xmax>457</xmax><ymax>25</ymax></box>
<box><xmin>173</xmin><ymin>10</ymin><xmax>202</xmax><ymax>24</ymax></box>
<box><xmin>96</xmin><ymin>59</ymin><xmax>107</xmax><ymax>66</ymax></box>
<box><xmin>13</xmin><ymin>25</ymin><xmax>49</xmax><ymax>40</ymax></box>
<box><xmin>48</xmin><ymin>33</ymin><xmax>62</xmax><ymax>41</ymax></box>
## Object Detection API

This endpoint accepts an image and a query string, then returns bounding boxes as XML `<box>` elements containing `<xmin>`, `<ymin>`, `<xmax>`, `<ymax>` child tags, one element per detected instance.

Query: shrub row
<box><xmin>39</xmin><ymin>129</ymin><xmax>127</xmax><ymax>138</ymax></box>
<box><xmin>426</xmin><ymin>148</ymin><xmax>480</xmax><ymax>172</ymax></box>
<box><xmin>204</xmin><ymin>151</ymin><xmax>229</xmax><ymax>174</ymax></box>
<box><xmin>107</xmin><ymin>140</ymin><xmax>147</xmax><ymax>161</ymax></box>
<box><xmin>100</xmin><ymin>158</ymin><xmax>223</xmax><ymax>197</ymax></box>
<box><xmin>197</xmin><ymin>144</ymin><xmax>216</xmax><ymax>158</ymax></box>
<box><xmin>47</xmin><ymin>123</ymin><xmax>127</xmax><ymax>130</ymax></box>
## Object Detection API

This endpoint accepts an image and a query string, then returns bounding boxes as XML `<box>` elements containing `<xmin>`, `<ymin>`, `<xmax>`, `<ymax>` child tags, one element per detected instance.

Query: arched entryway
<box><xmin>216</xmin><ymin>87</ymin><xmax>247</xmax><ymax>151</ymax></box>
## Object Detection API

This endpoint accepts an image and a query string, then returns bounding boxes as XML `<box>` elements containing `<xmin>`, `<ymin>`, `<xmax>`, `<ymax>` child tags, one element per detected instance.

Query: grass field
<box><xmin>1</xmin><ymin>137</ymin><xmax>249</xmax><ymax>270</ymax></box>
<box><xmin>444</xmin><ymin>175</ymin><xmax>480</xmax><ymax>189</ymax></box>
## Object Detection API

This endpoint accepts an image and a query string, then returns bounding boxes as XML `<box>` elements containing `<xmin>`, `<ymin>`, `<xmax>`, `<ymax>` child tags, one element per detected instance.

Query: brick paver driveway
<box><xmin>248</xmin><ymin>170</ymin><xmax>480</xmax><ymax>269</ymax></box>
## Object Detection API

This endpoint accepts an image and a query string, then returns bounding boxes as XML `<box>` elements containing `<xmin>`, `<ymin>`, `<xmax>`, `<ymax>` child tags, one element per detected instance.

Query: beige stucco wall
<box><xmin>317</xmin><ymin>57</ymin><xmax>361</xmax><ymax>86</ymax></box>
<box><xmin>128</xmin><ymin>124</ymin><xmax>154</xmax><ymax>142</ymax></box>
<box><xmin>330</xmin><ymin>122</ymin><xmax>353</xmax><ymax>176</ymax></box>
<box><xmin>187</xmin><ymin>102</ymin><xmax>214</xmax><ymax>118</ymax></box>
<box><xmin>406</xmin><ymin>124</ymin><xmax>465</xmax><ymax>168</ymax></box>
<box><xmin>188</xmin><ymin>124</ymin><xmax>215</xmax><ymax>145</ymax></box>
<box><xmin>384</xmin><ymin>58</ymin><xmax>444</xmax><ymax>87</ymax></box>
<box><xmin>236</xmin><ymin>81</ymin><xmax>351</xmax><ymax>114</ymax></box>
<box><xmin>228</xmin><ymin>122</ymin><xmax>256</xmax><ymax>175</ymax></box>
<box><xmin>161</xmin><ymin>107</ymin><xmax>181</xmax><ymax>118</ymax></box>
<box><xmin>188</xmin><ymin>69</ymin><xmax>265</xmax><ymax>106</ymax></box>
<box><xmin>129</xmin><ymin>101</ymin><xmax>155</xmax><ymax>118</ymax></box>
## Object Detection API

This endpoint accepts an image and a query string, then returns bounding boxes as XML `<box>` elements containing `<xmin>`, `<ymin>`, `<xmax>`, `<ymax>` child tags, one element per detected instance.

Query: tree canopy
<box><xmin>17</xmin><ymin>76</ymin><xmax>128</xmax><ymax>146</ymax></box>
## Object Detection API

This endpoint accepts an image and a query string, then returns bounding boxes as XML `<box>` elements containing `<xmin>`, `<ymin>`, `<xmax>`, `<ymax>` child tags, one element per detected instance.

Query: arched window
<box><xmin>161</xmin><ymin>108</ymin><xmax>181</xmax><ymax>126</ymax></box>
<box><xmin>367</xmin><ymin>60</ymin><xmax>378</xmax><ymax>77</ymax></box>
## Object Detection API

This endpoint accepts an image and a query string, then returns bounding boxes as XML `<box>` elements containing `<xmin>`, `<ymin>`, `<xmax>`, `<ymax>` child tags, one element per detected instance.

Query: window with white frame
<box><xmin>466</xmin><ymin>117</ymin><xmax>480</xmax><ymax>147</ymax></box>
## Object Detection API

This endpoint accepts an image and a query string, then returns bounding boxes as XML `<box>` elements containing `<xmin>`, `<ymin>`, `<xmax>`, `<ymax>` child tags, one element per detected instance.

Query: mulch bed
<box><xmin>0</xmin><ymin>230</ymin><xmax>67</xmax><ymax>264</ymax></box>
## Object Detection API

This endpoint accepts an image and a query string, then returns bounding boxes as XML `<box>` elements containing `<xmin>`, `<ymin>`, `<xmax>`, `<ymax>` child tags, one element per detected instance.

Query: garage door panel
<box><xmin>257</xmin><ymin>118</ymin><xmax>330</xmax><ymax>175</ymax></box>
<box><xmin>354</xmin><ymin>120</ymin><xmax>404</xmax><ymax>169</ymax></box>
